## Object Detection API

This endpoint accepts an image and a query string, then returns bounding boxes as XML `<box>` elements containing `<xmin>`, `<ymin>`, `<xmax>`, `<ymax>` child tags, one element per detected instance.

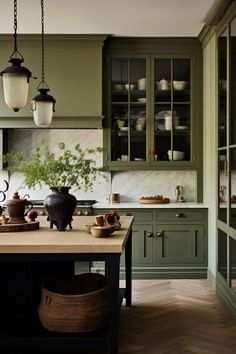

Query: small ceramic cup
<box><xmin>117</xmin><ymin>119</ymin><xmax>125</xmax><ymax>129</ymax></box>
<box><xmin>121</xmin><ymin>155</ymin><xmax>129</xmax><ymax>161</ymax></box>
<box><xmin>95</xmin><ymin>215</ymin><xmax>105</xmax><ymax>226</ymax></box>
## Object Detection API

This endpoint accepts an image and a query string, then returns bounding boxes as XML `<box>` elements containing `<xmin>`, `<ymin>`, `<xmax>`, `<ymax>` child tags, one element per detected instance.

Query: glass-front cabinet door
<box><xmin>218</xmin><ymin>29</ymin><xmax>228</xmax><ymax>226</ymax></box>
<box><xmin>217</xmin><ymin>16</ymin><xmax>236</xmax><ymax>296</ymax></box>
<box><xmin>154</xmin><ymin>58</ymin><xmax>191</xmax><ymax>162</ymax></box>
<box><xmin>107</xmin><ymin>54</ymin><xmax>193</xmax><ymax>167</ymax></box>
<box><xmin>110</xmin><ymin>57</ymin><xmax>148</xmax><ymax>164</ymax></box>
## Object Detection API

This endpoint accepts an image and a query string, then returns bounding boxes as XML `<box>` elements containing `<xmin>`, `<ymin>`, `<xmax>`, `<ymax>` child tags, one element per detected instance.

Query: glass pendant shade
<box><xmin>0</xmin><ymin>58</ymin><xmax>32</xmax><ymax>112</ymax></box>
<box><xmin>31</xmin><ymin>88</ymin><xmax>56</xmax><ymax>127</ymax></box>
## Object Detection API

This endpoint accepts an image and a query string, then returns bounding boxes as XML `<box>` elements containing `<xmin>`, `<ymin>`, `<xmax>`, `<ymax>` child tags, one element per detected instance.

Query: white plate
<box><xmin>134</xmin><ymin>158</ymin><xmax>145</xmax><ymax>161</ymax></box>
<box><xmin>113</xmin><ymin>84</ymin><xmax>123</xmax><ymax>90</ymax></box>
<box><xmin>120</xmin><ymin>127</ymin><xmax>129</xmax><ymax>131</ymax></box>
<box><xmin>176</xmin><ymin>126</ymin><xmax>188</xmax><ymax>130</ymax></box>
<box><xmin>137</xmin><ymin>98</ymin><xmax>147</xmax><ymax>103</ymax></box>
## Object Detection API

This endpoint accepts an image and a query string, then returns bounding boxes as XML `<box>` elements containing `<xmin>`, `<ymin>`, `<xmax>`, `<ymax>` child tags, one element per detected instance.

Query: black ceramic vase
<box><xmin>44</xmin><ymin>187</ymin><xmax>77</xmax><ymax>231</ymax></box>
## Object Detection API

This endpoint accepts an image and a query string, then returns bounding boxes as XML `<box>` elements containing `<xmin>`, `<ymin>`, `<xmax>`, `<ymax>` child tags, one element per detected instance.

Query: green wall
<box><xmin>0</xmin><ymin>34</ymin><xmax>106</xmax><ymax>124</ymax></box>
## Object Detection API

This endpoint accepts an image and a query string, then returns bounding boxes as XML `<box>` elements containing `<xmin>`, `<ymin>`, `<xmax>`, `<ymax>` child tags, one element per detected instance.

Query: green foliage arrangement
<box><xmin>3</xmin><ymin>142</ymin><xmax>106</xmax><ymax>191</ymax></box>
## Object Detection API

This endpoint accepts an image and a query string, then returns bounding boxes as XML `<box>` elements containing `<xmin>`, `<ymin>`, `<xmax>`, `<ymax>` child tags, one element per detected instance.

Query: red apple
<box><xmin>28</xmin><ymin>209</ymin><xmax>38</xmax><ymax>221</ymax></box>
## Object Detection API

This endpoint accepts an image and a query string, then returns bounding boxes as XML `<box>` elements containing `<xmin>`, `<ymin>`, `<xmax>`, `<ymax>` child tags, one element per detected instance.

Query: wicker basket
<box><xmin>37</xmin><ymin>273</ymin><xmax>107</xmax><ymax>333</ymax></box>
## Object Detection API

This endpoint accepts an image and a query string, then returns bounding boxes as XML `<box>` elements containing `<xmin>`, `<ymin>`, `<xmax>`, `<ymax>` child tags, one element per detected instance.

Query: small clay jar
<box><xmin>1</xmin><ymin>215</ymin><xmax>9</xmax><ymax>225</ymax></box>
<box><xmin>7</xmin><ymin>192</ymin><xmax>33</xmax><ymax>224</ymax></box>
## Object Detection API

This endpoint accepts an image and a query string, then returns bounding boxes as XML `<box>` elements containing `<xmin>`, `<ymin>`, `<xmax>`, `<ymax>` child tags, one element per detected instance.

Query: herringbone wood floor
<box><xmin>119</xmin><ymin>279</ymin><xmax>236</xmax><ymax>354</ymax></box>
<box><xmin>15</xmin><ymin>279</ymin><xmax>236</xmax><ymax>354</ymax></box>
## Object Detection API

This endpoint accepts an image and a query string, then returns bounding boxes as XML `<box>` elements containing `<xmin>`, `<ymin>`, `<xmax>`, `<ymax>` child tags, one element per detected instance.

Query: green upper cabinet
<box><xmin>103</xmin><ymin>37</ymin><xmax>202</xmax><ymax>171</ymax></box>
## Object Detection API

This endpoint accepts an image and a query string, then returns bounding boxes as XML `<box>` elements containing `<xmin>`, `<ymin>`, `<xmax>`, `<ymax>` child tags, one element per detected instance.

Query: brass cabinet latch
<box><xmin>147</xmin><ymin>232</ymin><xmax>154</xmax><ymax>237</ymax></box>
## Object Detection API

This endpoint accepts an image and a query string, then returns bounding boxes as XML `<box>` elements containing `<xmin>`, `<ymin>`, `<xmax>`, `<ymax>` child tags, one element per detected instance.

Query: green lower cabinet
<box><xmin>131</xmin><ymin>224</ymin><xmax>154</xmax><ymax>265</ymax></box>
<box><xmin>93</xmin><ymin>208</ymin><xmax>208</xmax><ymax>279</ymax></box>
<box><xmin>155</xmin><ymin>224</ymin><xmax>205</xmax><ymax>264</ymax></box>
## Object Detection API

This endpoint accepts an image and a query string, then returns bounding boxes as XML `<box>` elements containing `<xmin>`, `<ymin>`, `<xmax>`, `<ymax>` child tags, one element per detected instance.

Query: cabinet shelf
<box><xmin>155</xmin><ymin>102</ymin><xmax>191</xmax><ymax>105</ymax></box>
<box><xmin>112</xmin><ymin>101</ymin><xmax>147</xmax><ymax>105</ymax></box>
<box><xmin>155</xmin><ymin>129</ymin><xmax>190</xmax><ymax>135</ymax></box>
<box><xmin>115</xmin><ymin>130</ymin><xmax>146</xmax><ymax>137</ymax></box>
<box><xmin>0</xmin><ymin>316</ymin><xmax>109</xmax><ymax>350</ymax></box>
<box><xmin>115</xmin><ymin>130</ymin><xmax>189</xmax><ymax>136</ymax></box>
<box><xmin>112</xmin><ymin>89</ymin><xmax>146</xmax><ymax>93</ymax></box>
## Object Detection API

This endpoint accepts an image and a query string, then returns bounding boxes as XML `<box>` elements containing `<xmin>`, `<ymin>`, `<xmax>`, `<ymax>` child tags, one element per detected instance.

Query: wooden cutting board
<box><xmin>139</xmin><ymin>198</ymin><xmax>170</xmax><ymax>204</ymax></box>
<box><xmin>0</xmin><ymin>221</ymin><xmax>39</xmax><ymax>232</ymax></box>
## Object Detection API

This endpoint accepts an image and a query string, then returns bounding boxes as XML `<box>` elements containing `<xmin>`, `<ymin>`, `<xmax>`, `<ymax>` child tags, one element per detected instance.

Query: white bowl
<box><xmin>167</xmin><ymin>150</ymin><xmax>184</xmax><ymax>161</ymax></box>
<box><xmin>137</xmin><ymin>98</ymin><xmax>147</xmax><ymax>103</ymax></box>
<box><xmin>173</xmin><ymin>81</ymin><xmax>188</xmax><ymax>90</ymax></box>
<box><xmin>113</xmin><ymin>83</ymin><xmax>123</xmax><ymax>90</ymax></box>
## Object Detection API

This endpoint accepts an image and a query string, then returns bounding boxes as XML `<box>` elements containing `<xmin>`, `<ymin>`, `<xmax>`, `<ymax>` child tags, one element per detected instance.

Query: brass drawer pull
<box><xmin>147</xmin><ymin>232</ymin><xmax>154</xmax><ymax>237</ymax></box>
<box><xmin>156</xmin><ymin>231</ymin><xmax>164</xmax><ymax>237</ymax></box>
<box><xmin>176</xmin><ymin>212</ymin><xmax>185</xmax><ymax>218</ymax></box>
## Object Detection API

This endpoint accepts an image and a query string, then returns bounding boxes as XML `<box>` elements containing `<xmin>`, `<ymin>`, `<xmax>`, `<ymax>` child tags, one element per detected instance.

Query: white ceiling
<box><xmin>0</xmin><ymin>0</ymin><xmax>221</xmax><ymax>37</ymax></box>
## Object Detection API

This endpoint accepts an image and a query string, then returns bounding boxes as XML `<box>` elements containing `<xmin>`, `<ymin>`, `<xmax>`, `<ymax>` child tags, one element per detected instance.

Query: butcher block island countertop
<box><xmin>0</xmin><ymin>215</ymin><xmax>134</xmax><ymax>254</ymax></box>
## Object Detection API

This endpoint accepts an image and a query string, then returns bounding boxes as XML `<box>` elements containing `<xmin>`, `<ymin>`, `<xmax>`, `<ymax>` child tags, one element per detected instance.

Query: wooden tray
<box><xmin>0</xmin><ymin>221</ymin><xmax>40</xmax><ymax>232</ymax></box>
<box><xmin>139</xmin><ymin>198</ymin><xmax>170</xmax><ymax>204</ymax></box>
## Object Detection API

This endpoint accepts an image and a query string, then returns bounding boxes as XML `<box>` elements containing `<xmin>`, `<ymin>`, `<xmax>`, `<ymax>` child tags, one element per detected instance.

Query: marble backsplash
<box><xmin>2</xmin><ymin>129</ymin><xmax>197</xmax><ymax>202</ymax></box>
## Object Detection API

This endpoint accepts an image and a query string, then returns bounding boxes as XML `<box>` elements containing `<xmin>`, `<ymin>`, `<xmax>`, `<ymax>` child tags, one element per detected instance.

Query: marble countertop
<box><xmin>94</xmin><ymin>202</ymin><xmax>208</xmax><ymax>209</ymax></box>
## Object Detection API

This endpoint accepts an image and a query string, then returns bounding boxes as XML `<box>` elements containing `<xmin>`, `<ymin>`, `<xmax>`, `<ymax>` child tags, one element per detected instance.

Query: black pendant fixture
<box><xmin>31</xmin><ymin>0</ymin><xmax>56</xmax><ymax>127</ymax></box>
<box><xmin>0</xmin><ymin>0</ymin><xmax>33</xmax><ymax>112</ymax></box>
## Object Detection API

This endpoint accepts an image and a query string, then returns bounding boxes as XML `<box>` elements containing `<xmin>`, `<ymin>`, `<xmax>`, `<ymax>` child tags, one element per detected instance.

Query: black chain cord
<box><xmin>13</xmin><ymin>0</ymin><xmax>17</xmax><ymax>54</ymax></box>
<box><xmin>38</xmin><ymin>0</ymin><xmax>49</xmax><ymax>89</ymax></box>
<box><xmin>10</xmin><ymin>0</ymin><xmax>23</xmax><ymax>60</ymax></box>
<box><xmin>41</xmin><ymin>0</ymin><xmax>45</xmax><ymax>83</ymax></box>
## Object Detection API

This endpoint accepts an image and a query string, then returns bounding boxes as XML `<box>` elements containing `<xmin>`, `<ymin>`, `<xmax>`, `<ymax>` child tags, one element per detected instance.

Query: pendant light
<box><xmin>31</xmin><ymin>0</ymin><xmax>55</xmax><ymax>127</ymax></box>
<box><xmin>0</xmin><ymin>0</ymin><xmax>33</xmax><ymax>112</ymax></box>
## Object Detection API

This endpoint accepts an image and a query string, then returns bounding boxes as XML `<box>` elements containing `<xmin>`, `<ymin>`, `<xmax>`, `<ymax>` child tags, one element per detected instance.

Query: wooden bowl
<box><xmin>85</xmin><ymin>224</ymin><xmax>96</xmax><ymax>234</ymax></box>
<box><xmin>90</xmin><ymin>225</ymin><xmax>115</xmax><ymax>238</ymax></box>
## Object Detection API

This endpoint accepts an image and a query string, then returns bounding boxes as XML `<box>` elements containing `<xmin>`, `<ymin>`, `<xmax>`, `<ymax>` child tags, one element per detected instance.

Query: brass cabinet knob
<box><xmin>156</xmin><ymin>231</ymin><xmax>164</xmax><ymax>237</ymax></box>
<box><xmin>147</xmin><ymin>232</ymin><xmax>154</xmax><ymax>237</ymax></box>
<box><xmin>176</xmin><ymin>212</ymin><xmax>185</xmax><ymax>218</ymax></box>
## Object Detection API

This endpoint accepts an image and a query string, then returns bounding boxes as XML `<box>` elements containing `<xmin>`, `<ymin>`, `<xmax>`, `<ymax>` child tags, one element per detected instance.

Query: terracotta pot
<box><xmin>44</xmin><ymin>187</ymin><xmax>77</xmax><ymax>231</ymax></box>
